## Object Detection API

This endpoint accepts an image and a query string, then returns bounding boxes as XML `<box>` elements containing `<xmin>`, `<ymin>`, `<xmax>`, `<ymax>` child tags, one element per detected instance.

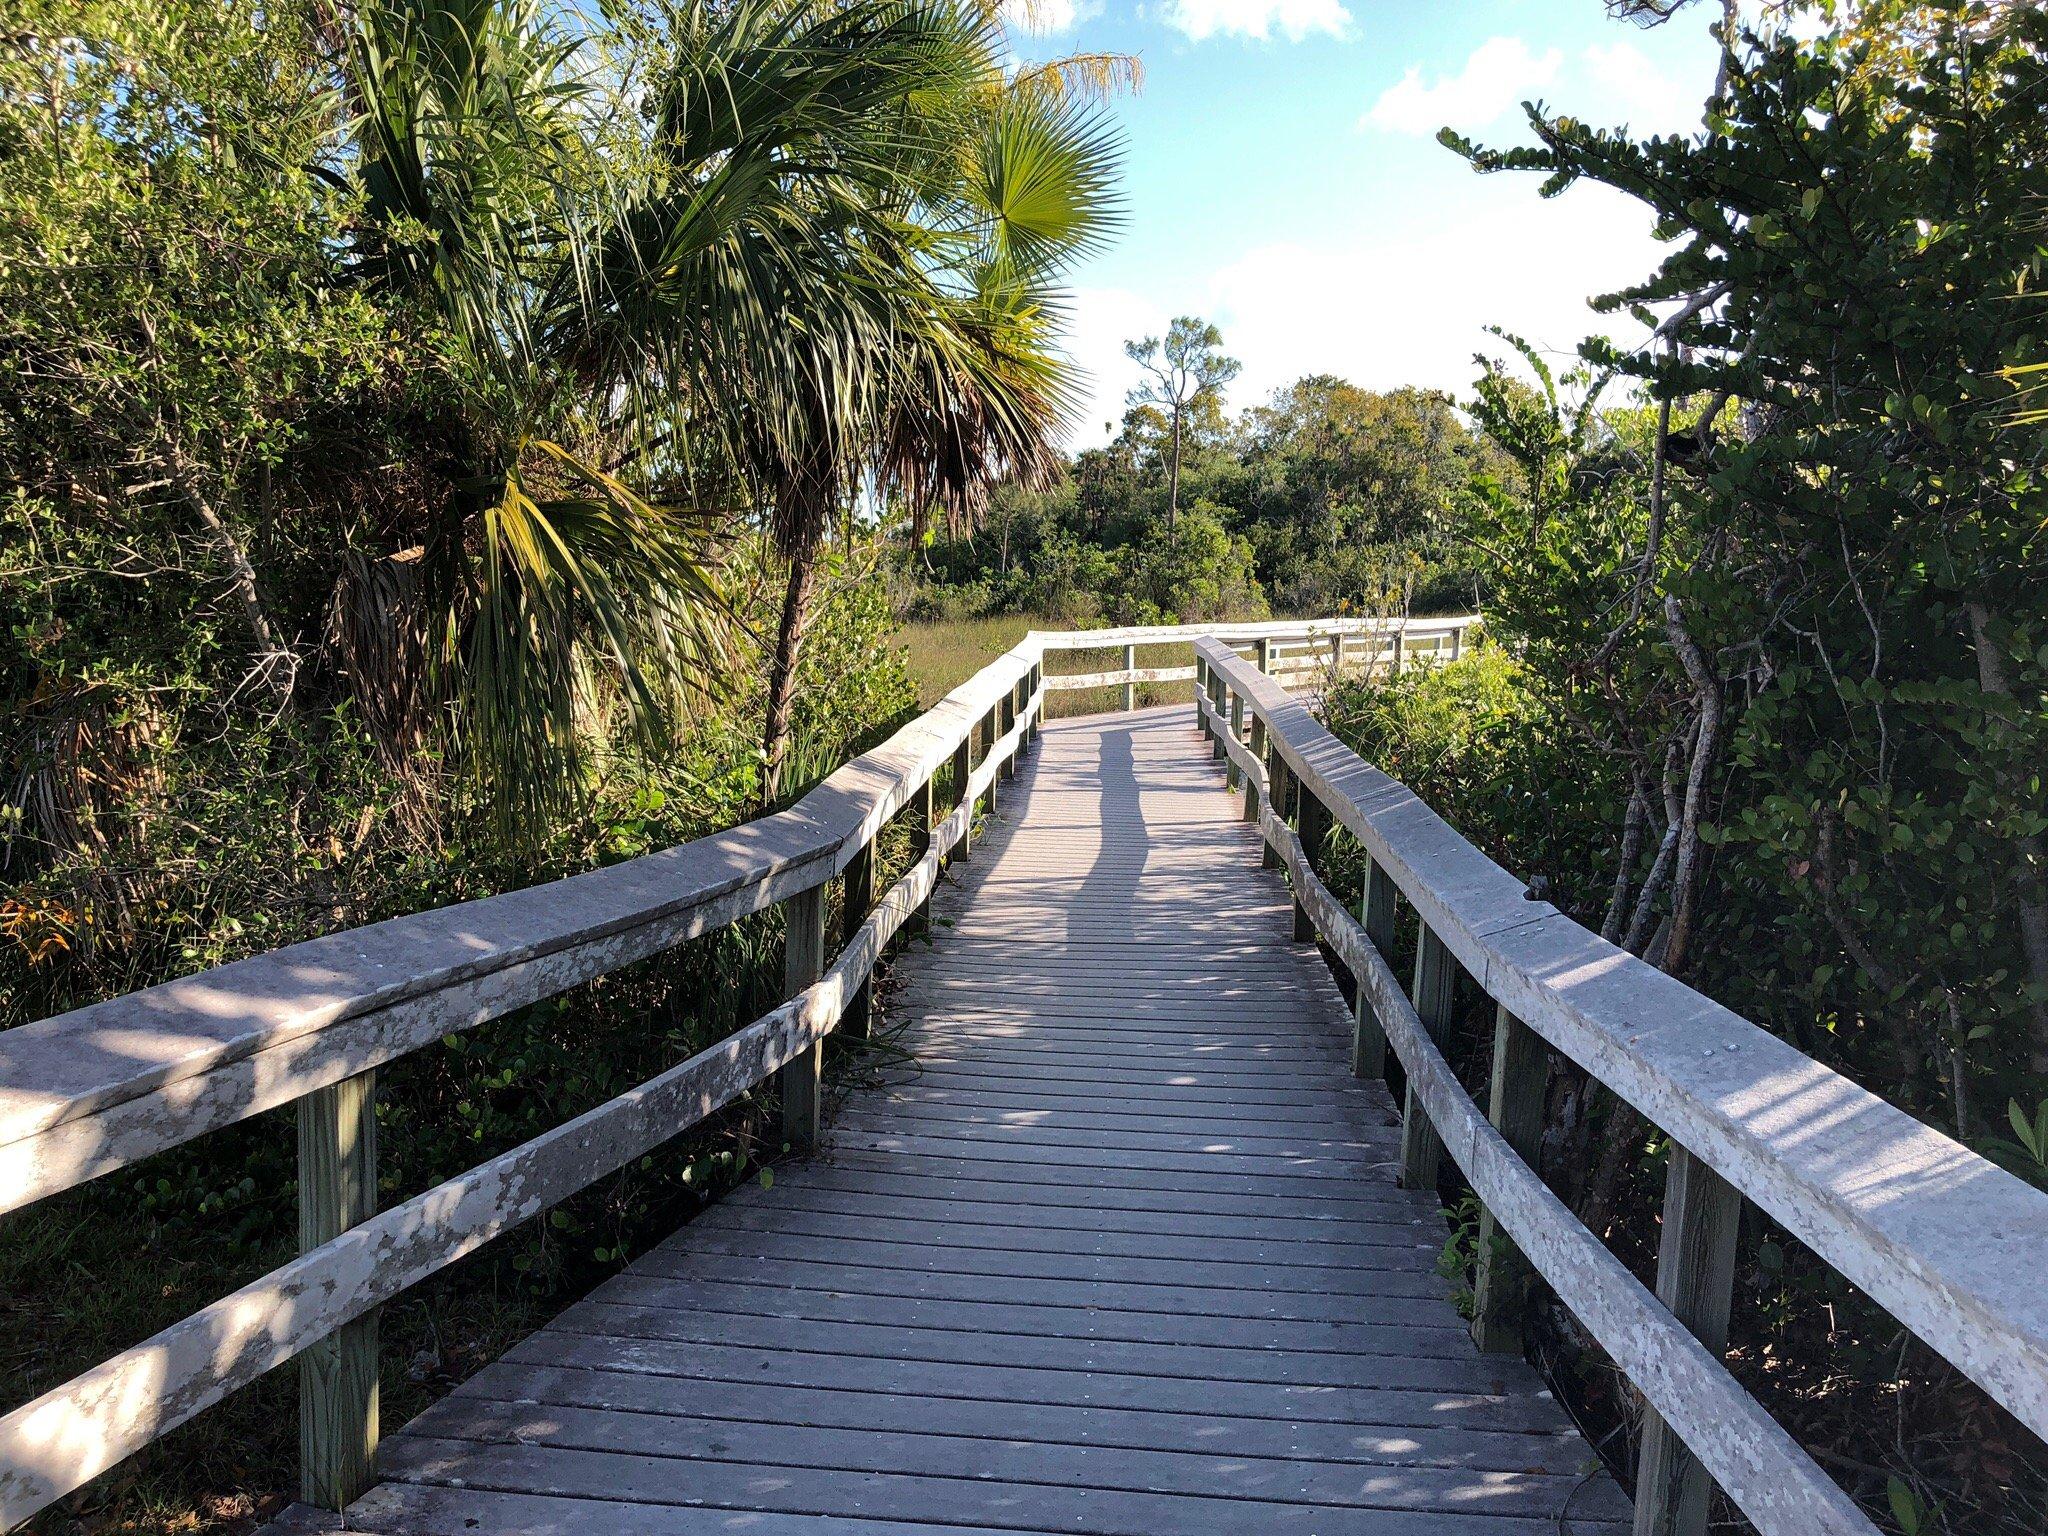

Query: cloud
<box><xmin>1054</xmin><ymin>179</ymin><xmax>1670</xmax><ymax>448</ymax></box>
<box><xmin>1002</xmin><ymin>0</ymin><xmax>1079</xmax><ymax>36</ymax></box>
<box><xmin>1057</xmin><ymin>286</ymin><xmax>1172</xmax><ymax>446</ymax></box>
<box><xmin>1362</xmin><ymin>36</ymin><xmax>1560</xmax><ymax>137</ymax></box>
<box><xmin>1579</xmin><ymin>39</ymin><xmax>1705</xmax><ymax>138</ymax></box>
<box><xmin>1162</xmin><ymin>0</ymin><xmax>1351</xmax><ymax>44</ymax></box>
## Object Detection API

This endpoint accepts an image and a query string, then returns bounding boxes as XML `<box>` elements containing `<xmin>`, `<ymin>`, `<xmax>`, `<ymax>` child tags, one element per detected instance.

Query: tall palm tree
<box><xmin>738</xmin><ymin>31</ymin><xmax>1125</xmax><ymax>805</ymax></box>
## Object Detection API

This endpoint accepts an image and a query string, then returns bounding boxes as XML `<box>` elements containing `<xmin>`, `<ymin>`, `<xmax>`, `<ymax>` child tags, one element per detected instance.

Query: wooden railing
<box><xmin>1192</xmin><ymin>636</ymin><xmax>2048</xmax><ymax>1536</ymax></box>
<box><xmin>0</xmin><ymin>613</ymin><xmax>1462</xmax><ymax>1531</ymax></box>
<box><xmin>0</xmin><ymin>645</ymin><xmax>1060</xmax><ymax>1527</ymax></box>
<box><xmin>1038</xmin><ymin>613</ymin><xmax>1475</xmax><ymax>707</ymax></box>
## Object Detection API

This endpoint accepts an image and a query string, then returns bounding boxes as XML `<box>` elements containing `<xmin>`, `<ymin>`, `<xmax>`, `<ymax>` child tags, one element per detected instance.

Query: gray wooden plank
<box><xmin>321</xmin><ymin>701</ymin><xmax>1626</xmax><ymax>1536</ymax></box>
<box><xmin>378</xmin><ymin>1435</ymin><xmax>1623</xmax><ymax>1535</ymax></box>
<box><xmin>396</xmin><ymin>1399</ymin><xmax>1629</xmax><ymax>1519</ymax></box>
<box><xmin>447</xmin><ymin>1361</ymin><xmax>1597</xmax><ymax>1472</ymax></box>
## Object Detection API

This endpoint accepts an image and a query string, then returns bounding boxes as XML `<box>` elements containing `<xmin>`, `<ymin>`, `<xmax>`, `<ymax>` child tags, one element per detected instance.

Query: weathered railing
<box><xmin>1192</xmin><ymin>636</ymin><xmax>2048</xmax><ymax>1536</ymax></box>
<box><xmin>1039</xmin><ymin>613</ymin><xmax>1475</xmax><ymax>707</ymax></box>
<box><xmin>0</xmin><ymin>613</ymin><xmax>1464</xmax><ymax>1531</ymax></box>
<box><xmin>0</xmin><ymin>644</ymin><xmax>1059</xmax><ymax>1526</ymax></box>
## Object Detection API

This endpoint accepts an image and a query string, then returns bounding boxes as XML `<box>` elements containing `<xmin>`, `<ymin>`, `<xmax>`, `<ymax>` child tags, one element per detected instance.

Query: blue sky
<box><xmin>1012</xmin><ymin>0</ymin><xmax>1739</xmax><ymax>443</ymax></box>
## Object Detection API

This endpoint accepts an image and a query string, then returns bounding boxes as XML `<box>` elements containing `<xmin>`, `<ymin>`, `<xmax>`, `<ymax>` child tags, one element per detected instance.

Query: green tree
<box><xmin>1124</xmin><ymin>316</ymin><xmax>1239</xmax><ymax>528</ymax></box>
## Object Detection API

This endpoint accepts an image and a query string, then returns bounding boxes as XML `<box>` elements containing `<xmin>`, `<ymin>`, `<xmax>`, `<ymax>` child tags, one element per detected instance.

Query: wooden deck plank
<box><xmin>318</xmin><ymin>704</ymin><xmax>1625</xmax><ymax>1533</ymax></box>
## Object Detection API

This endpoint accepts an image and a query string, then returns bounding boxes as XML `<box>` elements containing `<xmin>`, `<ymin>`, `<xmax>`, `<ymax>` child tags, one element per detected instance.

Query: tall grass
<box><xmin>895</xmin><ymin>615</ymin><xmax>1200</xmax><ymax>719</ymax></box>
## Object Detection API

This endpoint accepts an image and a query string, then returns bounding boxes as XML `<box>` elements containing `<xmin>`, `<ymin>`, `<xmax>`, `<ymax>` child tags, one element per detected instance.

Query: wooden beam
<box><xmin>1226</xmin><ymin>692</ymin><xmax>1245</xmax><ymax>791</ymax></box>
<box><xmin>1123</xmin><ymin>644</ymin><xmax>1137</xmax><ymax>712</ymax></box>
<box><xmin>840</xmin><ymin>837</ymin><xmax>878</xmax><ymax>1040</ymax></box>
<box><xmin>1400</xmin><ymin>925</ymin><xmax>1457</xmax><ymax>1192</ymax></box>
<box><xmin>777</xmin><ymin>883</ymin><xmax>828</xmax><ymax>1150</ymax></box>
<box><xmin>949</xmin><ymin>730</ymin><xmax>972</xmax><ymax>862</ymax></box>
<box><xmin>907</xmin><ymin>776</ymin><xmax>934</xmax><ymax>939</ymax></box>
<box><xmin>1292</xmin><ymin>790</ymin><xmax>1330</xmax><ymax>945</ymax></box>
<box><xmin>1352</xmin><ymin>859</ymin><xmax>1398</xmax><ymax>1079</ymax></box>
<box><xmin>1471</xmin><ymin>1005</ymin><xmax>1547</xmax><ymax>1353</ymax></box>
<box><xmin>297</xmin><ymin>1072</ymin><xmax>378</xmax><ymax>1510</ymax></box>
<box><xmin>1635</xmin><ymin>1147</ymin><xmax>1744</xmax><ymax>1536</ymax></box>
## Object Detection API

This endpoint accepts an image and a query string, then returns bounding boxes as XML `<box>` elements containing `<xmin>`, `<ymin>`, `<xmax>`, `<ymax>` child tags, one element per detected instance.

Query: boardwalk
<box><xmin>321</xmin><ymin>706</ymin><xmax>1626</xmax><ymax>1534</ymax></box>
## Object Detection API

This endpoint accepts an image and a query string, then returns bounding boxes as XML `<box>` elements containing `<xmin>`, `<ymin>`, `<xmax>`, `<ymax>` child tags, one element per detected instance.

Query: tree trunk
<box><xmin>177</xmin><ymin>461</ymin><xmax>292</xmax><ymax>703</ymax></box>
<box><xmin>1167</xmin><ymin>406</ymin><xmax>1183</xmax><ymax>530</ymax></box>
<box><xmin>1966</xmin><ymin>601</ymin><xmax>2048</xmax><ymax>1075</ymax></box>
<box><xmin>760</xmin><ymin>549</ymin><xmax>822</xmax><ymax>812</ymax></box>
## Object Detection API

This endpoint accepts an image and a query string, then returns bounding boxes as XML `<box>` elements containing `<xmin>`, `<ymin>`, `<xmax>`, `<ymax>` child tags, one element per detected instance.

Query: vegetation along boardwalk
<box><xmin>5</xmin><ymin>622</ymin><xmax>2045</xmax><ymax>1536</ymax></box>
<box><xmin>320</xmin><ymin>702</ymin><xmax>1626</xmax><ymax>1534</ymax></box>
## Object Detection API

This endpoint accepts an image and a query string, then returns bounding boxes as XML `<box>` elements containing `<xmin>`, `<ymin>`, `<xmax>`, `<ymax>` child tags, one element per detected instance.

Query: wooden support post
<box><xmin>908</xmin><ymin>775</ymin><xmax>934</xmax><ymax>937</ymax></box>
<box><xmin>841</xmin><ymin>835</ymin><xmax>877</xmax><ymax>1039</ymax></box>
<box><xmin>1262</xmin><ymin>742</ymin><xmax>1289</xmax><ymax>870</ymax></box>
<box><xmin>1256</xmin><ymin>636</ymin><xmax>1273</xmax><ymax>675</ymax></box>
<box><xmin>1292</xmin><ymin>788</ymin><xmax>1330</xmax><ymax>944</ymax></box>
<box><xmin>1242</xmin><ymin>713</ymin><xmax>1265</xmax><ymax>831</ymax></box>
<box><xmin>1027</xmin><ymin>664</ymin><xmax>1041</xmax><ymax>743</ymax></box>
<box><xmin>1226</xmin><ymin>693</ymin><xmax>1245</xmax><ymax>790</ymax></box>
<box><xmin>1194</xmin><ymin>655</ymin><xmax>1209</xmax><ymax>737</ymax></box>
<box><xmin>298</xmin><ymin>1070</ymin><xmax>379</xmax><ymax>1511</ymax></box>
<box><xmin>998</xmin><ymin>690</ymin><xmax>1016</xmax><ymax>782</ymax></box>
<box><xmin>777</xmin><ymin>882</ymin><xmax>828</xmax><ymax>1150</ymax></box>
<box><xmin>1207</xmin><ymin>670</ymin><xmax>1227</xmax><ymax>761</ymax></box>
<box><xmin>1400</xmin><ymin>925</ymin><xmax>1458</xmax><ymax>1192</ymax></box>
<box><xmin>1450</xmin><ymin>625</ymin><xmax>1464</xmax><ymax>661</ymax></box>
<box><xmin>1331</xmin><ymin>632</ymin><xmax>1343</xmax><ymax>673</ymax></box>
<box><xmin>1352</xmin><ymin>859</ymin><xmax>1398</xmax><ymax>1078</ymax></box>
<box><xmin>949</xmin><ymin>731</ymin><xmax>972</xmax><ymax>861</ymax></box>
<box><xmin>1123</xmin><ymin>643</ymin><xmax>1137</xmax><ymax>713</ymax></box>
<box><xmin>1391</xmin><ymin>629</ymin><xmax>1406</xmax><ymax>676</ymax></box>
<box><xmin>1470</xmin><ymin>1004</ymin><xmax>1547</xmax><ymax>1352</ymax></box>
<box><xmin>978</xmin><ymin>708</ymin><xmax>998</xmax><ymax>817</ymax></box>
<box><xmin>1634</xmin><ymin>1148</ymin><xmax>1743</xmax><ymax>1536</ymax></box>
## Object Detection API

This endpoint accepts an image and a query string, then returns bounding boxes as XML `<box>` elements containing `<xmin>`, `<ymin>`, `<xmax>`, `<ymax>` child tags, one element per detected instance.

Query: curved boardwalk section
<box><xmin>316</xmin><ymin>706</ymin><xmax>1627</xmax><ymax>1535</ymax></box>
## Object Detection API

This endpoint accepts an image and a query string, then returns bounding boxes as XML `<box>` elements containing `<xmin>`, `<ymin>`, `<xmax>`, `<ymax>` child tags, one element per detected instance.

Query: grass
<box><xmin>894</xmin><ymin>614</ymin><xmax>1202</xmax><ymax>719</ymax></box>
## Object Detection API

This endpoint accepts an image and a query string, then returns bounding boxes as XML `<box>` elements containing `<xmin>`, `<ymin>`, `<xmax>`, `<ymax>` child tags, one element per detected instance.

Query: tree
<box><xmin>1449</xmin><ymin>1</ymin><xmax>2048</xmax><ymax>1129</ymax></box>
<box><xmin>736</xmin><ymin>21</ymin><xmax>1125</xmax><ymax>806</ymax></box>
<box><xmin>1124</xmin><ymin>317</ymin><xmax>1239</xmax><ymax>528</ymax></box>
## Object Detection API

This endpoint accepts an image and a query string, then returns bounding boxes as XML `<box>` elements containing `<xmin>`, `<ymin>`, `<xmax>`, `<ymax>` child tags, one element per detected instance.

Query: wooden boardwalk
<box><xmin>321</xmin><ymin>706</ymin><xmax>1627</xmax><ymax>1535</ymax></box>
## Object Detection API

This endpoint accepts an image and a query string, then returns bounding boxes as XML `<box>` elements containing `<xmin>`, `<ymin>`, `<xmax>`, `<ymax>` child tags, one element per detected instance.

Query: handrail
<box><xmin>0</xmin><ymin>640</ymin><xmax>1050</xmax><ymax>1527</ymax></box>
<box><xmin>1193</xmin><ymin>635</ymin><xmax>2048</xmax><ymax>1536</ymax></box>
<box><xmin>0</xmin><ymin>614</ymin><xmax>1438</xmax><ymax>1530</ymax></box>
<box><xmin>1033</xmin><ymin>614</ymin><xmax>1476</xmax><ymax>695</ymax></box>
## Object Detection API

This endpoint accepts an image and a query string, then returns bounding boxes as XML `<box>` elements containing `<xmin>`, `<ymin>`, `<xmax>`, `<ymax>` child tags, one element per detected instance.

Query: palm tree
<box><xmin>739</xmin><ymin>31</ymin><xmax>1126</xmax><ymax>805</ymax></box>
<box><xmin>343</xmin><ymin>0</ymin><xmax>1121</xmax><ymax>821</ymax></box>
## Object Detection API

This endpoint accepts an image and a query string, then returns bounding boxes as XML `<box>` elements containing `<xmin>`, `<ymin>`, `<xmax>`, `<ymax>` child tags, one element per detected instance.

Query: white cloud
<box><xmin>1162</xmin><ymin>0</ymin><xmax>1351</xmax><ymax>44</ymax></box>
<box><xmin>1579</xmin><ymin>39</ymin><xmax>1706</xmax><ymax>139</ymax></box>
<box><xmin>1002</xmin><ymin>0</ymin><xmax>1078</xmax><ymax>36</ymax></box>
<box><xmin>1362</xmin><ymin>36</ymin><xmax>1560</xmax><ymax>137</ymax></box>
<box><xmin>1056</xmin><ymin>180</ymin><xmax>1671</xmax><ymax>448</ymax></box>
<box><xmin>1057</xmin><ymin>286</ymin><xmax>1172</xmax><ymax>447</ymax></box>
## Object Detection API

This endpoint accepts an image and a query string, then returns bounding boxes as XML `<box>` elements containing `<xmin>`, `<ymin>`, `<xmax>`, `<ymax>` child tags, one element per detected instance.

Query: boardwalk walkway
<box><xmin>315</xmin><ymin>706</ymin><xmax>1626</xmax><ymax>1534</ymax></box>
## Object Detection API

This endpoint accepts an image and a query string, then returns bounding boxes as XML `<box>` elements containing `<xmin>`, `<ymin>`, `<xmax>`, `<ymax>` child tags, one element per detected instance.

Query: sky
<box><xmin>1009</xmin><ymin>0</ymin><xmax>1739</xmax><ymax>445</ymax></box>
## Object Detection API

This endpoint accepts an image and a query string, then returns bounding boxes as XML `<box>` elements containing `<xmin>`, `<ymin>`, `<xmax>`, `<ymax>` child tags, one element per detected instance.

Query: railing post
<box><xmin>909</xmin><ymin>772</ymin><xmax>935</xmax><ymax>936</ymax></box>
<box><xmin>1207</xmin><ymin>670</ymin><xmax>1227</xmax><ymax>761</ymax></box>
<box><xmin>1352</xmin><ymin>859</ymin><xmax>1398</xmax><ymax>1078</ymax></box>
<box><xmin>1292</xmin><ymin>786</ymin><xmax>1329</xmax><ymax>944</ymax></box>
<box><xmin>978</xmin><ymin>706</ymin><xmax>998</xmax><ymax>817</ymax></box>
<box><xmin>1634</xmin><ymin>1147</ymin><xmax>1743</xmax><ymax>1536</ymax></box>
<box><xmin>1262</xmin><ymin>740</ymin><xmax>1290</xmax><ymax>870</ymax></box>
<box><xmin>1470</xmin><ymin>1004</ymin><xmax>1547</xmax><ymax>1352</ymax></box>
<box><xmin>841</xmin><ymin>834</ymin><xmax>877</xmax><ymax>1039</ymax></box>
<box><xmin>1242</xmin><ymin>711</ymin><xmax>1266</xmax><ymax>831</ymax></box>
<box><xmin>949</xmin><ymin>726</ymin><xmax>972</xmax><ymax>862</ymax></box>
<box><xmin>1123</xmin><ymin>643</ymin><xmax>1137</xmax><ymax>713</ymax></box>
<box><xmin>1400</xmin><ymin>924</ymin><xmax>1458</xmax><ymax>1191</ymax></box>
<box><xmin>1391</xmin><ymin>628</ymin><xmax>1407</xmax><ymax>676</ymax></box>
<box><xmin>1256</xmin><ymin>636</ymin><xmax>1273</xmax><ymax>677</ymax></box>
<box><xmin>777</xmin><ymin>880</ymin><xmax>827</xmax><ymax>1150</ymax></box>
<box><xmin>299</xmin><ymin>1070</ymin><xmax>379</xmax><ymax>1511</ymax></box>
<box><xmin>1226</xmin><ymin>692</ymin><xmax>1245</xmax><ymax>790</ymax></box>
<box><xmin>1194</xmin><ymin>654</ymin><xmax>1209</xmax><ymax>737</ymax></box>
<box><xmin>998</xmin><ymin>689</ymin><xmax>1016</xmax><ymax>783</ymax></box>
<box><xmin>1028</xmin><ymin>663</ymin><xmax>1041</xmax><ymax>743</ymax></box>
